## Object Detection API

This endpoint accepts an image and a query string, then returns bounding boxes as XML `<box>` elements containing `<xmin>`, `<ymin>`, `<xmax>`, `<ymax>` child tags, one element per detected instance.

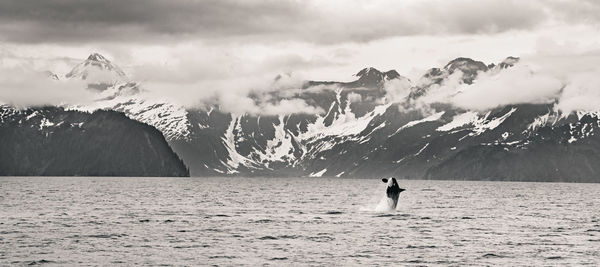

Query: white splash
<box><xmin>375</xmin><ymin>194</ymin><xmax>397</xmax><ymax>212</ymax></box>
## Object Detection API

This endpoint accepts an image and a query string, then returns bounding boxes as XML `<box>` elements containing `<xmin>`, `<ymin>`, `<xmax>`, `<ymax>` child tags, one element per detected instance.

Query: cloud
<box><xmin>260</xmin><ymin>99</ymin><xmax>324</xmax><ymax>115</ymax></box>
<box><xmin>0</xmin><ymin>0</ymin><xmax>304</xmax><ymax>43</ymax></box>
<box><xmin>521</xmin><ymin>51</ymin><xmax>600</xmax><ymax>114</ymax></box>
<box><xmin>0</xmin><ymin>0</ymin><xmax>586</xmax><ymax>45</ymax></box>
<box><xmin>1</xmin><ymin>43</ymin><xmax>331</xmax><ymax>116</ymax></box>
<box><xmin>0</xmin><ymin>67</ymin><xmax>94</xmax><ymax>108</ymax></box>
<box><xmin>142</xmin><ymin>72</ymin><xmax>323</xmax><ymax>115</ymax></box>
<box><xmin>414</xmin><ymin>51</ymin><xmax>600</xmax><ymax>114</ymax></box>
<box><xmin>417</xmin><ymin>71</ymin><xmax>465</xmax><ymax>107</ymax></box>
<box><xmin>557</xmin><ymin>72</ymin><xmax>600</xmax><ymax>114</ymax></box>
<box><xmin>128</xmin><ymin>43</ymin><xmax>339</xmax><ymax>84</ymax></box>
<box><xmin>450</xmin><ymin>66</ymin><xmax>563</xmax><ymax>111</ymax></box>
<box><xmin>383</xmin><ymin>77</ymin><xmax>412</xmax><ymax>103</ymax></box>
<box><xmin>347</xmin><ymin>92</ymin><xmax>363</xmax><ymax>103</ymax></box>
<box><xmin>544</xmin><ymin>0</ymin><xmax>600</xmax><ymax>24</ymax></box>
<box><xmin>537</xmin><ymin>51</ymin><xmax>600</xmax><ymax>114</ymax></box>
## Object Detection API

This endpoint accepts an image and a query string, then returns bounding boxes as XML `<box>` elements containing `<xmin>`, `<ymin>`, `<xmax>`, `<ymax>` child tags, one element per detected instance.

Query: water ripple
<box><xmin>1</xmin><ymin>177</ymin><xmax>599</xmax><ymax>266</ymax></box>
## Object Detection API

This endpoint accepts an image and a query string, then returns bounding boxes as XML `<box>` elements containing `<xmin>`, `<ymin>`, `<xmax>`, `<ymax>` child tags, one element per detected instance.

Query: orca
<box><xmin>381</xmin><ymin>177</ymin><xmax>405</xmax><ymax>210</ymax></box>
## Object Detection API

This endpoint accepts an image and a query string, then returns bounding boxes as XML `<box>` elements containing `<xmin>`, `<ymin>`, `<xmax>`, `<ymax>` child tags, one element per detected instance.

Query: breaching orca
<box><xmin>382</xmin><ymin>177</ymin><xmax>405</xmax><ymax>209</ymax></box>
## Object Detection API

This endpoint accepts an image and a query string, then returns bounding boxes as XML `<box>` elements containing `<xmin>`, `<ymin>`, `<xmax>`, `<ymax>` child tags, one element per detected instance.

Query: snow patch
<box><xmin>437</xmin><ymin>108</ymin><xmax>517</xmax><ymax>136</ymax></box>
<box><xmin>472</xmin><ymin>108</ymin><xmax>517</xmax><ymax>135</ymax></box>
<box><xmin>437</xmin><ymin>112</ymin><xmax>479</xmax><ymax>132</ymax></box>
<box><xmin>39</xmin><ymin>118</ymin><xmax>55</xmax><ymax>130</ymax></box>
<box><xmin>359</xmin><ymin>122</ymin><xmax>386</xmax><ymax>144</ymax></box>
<box><xmin>391</xmin><ymin>111</ymin><xmax>445</xmax><ymax>136</ymax></box>
<box><xmin>415</xmin><ymin>143</ymin><xmax>429</xmax><ymax>156</ymax></box>
<box><xmin>527</xmin><ymin>113</ymin><xmax>551</xmax><ymax>132</ymax></box>
<box><xmin>309</xmin><ymin>168</ymin><xmax>327</xmax><ymax>177</ymax></box>
<box><xmin>221</xmin><ymin>115</ymin><xmax>255</xmax><ymax>173</ymax></box>
<box><xmin>70</xmin><ymin>122</ymin><xmax>83</xmax><ymax>128</ymax></box>
<box><xmin>72</xmin><ymin>90</ymin><xmax>191</xmax><ymax>141</ymax></box>
<box><xmin>394</xmin><ymin>156</ymin><xmax>408</xmax><ymax>163</ymax></box>
<box><xmin>255</xmin><ymin>115</ymin><xmax>296</xmax><ymax>163</ymax></box>
<box><xmin>301</xmin><ymin>102</ymin><xmax>391</xmax><ymax>139</ymax></box>
<box><xmin>26</xmin><ymin>111</ymin><xmax>38</xmax><ymax>121</ymax></box>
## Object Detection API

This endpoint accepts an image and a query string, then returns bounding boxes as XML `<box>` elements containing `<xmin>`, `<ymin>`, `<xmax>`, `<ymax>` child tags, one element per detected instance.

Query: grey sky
<box><xmin>0</xmin><ymin>0</ymin><xmax>589</xmax><ymax>44</ymax></box>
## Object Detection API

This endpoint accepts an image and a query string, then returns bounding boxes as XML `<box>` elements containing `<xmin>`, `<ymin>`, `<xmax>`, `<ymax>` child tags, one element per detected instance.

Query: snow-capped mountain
<box><xmin>66</xmin><ymin>53</ymin><xmax>127</xmax><ymax>80</ymax></box>
<box><xmin>7</xmin><ymin>53</ymin><xmax>600</xmax><ymax>181</ymax></box>
<box><xmin>66</xmin><ymin>53</ymin><xmax>128</xmax><ymax>91</ymax></box>
<box><xmin>167</xmin><ymin>56</ymin><xmax>600</xmax><ymax>181</ymax></box>
<box><xmin>352</xmin><ymin>67</ymin><xmax>402</xmax><ymax>88</ymax></box>
<box><xmin>64</xmin><ymin>54</ymin><xmax>191</xmax><ymax>141</ymax></box>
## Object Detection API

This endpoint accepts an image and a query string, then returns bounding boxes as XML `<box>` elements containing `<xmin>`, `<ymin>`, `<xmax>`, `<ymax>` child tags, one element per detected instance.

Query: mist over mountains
<box><xmin>2</xmin><ymin>52</ymin><xmax>600</xmax><ymax>181</ymax></box>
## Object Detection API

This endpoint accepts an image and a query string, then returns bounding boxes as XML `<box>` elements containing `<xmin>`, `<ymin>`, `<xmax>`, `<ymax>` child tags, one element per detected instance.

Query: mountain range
<box><xmin>2</xmin><ymin>53</ymin><xmax>600</xmax><ymax>182</ymax></box>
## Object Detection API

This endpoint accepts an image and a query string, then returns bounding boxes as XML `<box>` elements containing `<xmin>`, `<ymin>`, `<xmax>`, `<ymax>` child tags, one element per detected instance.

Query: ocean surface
<box><xmin>1</xmin><ymin>177</ymin><xmax>599</xmax><ymax>266</ymax></box>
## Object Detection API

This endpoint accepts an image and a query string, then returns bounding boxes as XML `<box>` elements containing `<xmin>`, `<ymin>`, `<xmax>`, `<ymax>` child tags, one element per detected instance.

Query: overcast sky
<box><xmin>1</xmin><ymin>0</ymin><xmax>600</xmax><ymax>109</ymax></box>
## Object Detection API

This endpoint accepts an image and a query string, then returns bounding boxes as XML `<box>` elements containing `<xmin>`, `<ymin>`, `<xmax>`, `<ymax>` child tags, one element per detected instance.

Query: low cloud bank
<box><xmin>557</xmin><ymin>72</ymin><xmax>600</xmax><ymax>114</ymax></box>
<box><xmin>403</xmin><ymin>51</ymin><xmax>600</xmax><ymax>115</ymax></box>
<box><xmin>3</xmin><ymin>50</ymin><xmax>600</xmax><ymax>117</ymax></box>
<box><xmin>0</xmin><ymin>67</ymin><xmax>94</xmax><ymax>108</ymax></box>
<box><xmin>143</xmin><ymin>72</ymin><xmax>324</xmax><ymax>116</ymax></box>
<box><xmin>0</xmin><ymin>51</ymin><xmax>326</xmax><ymax>116</ymax></box>
<box><xmin>450</xmin><ymin>65</ymin><xmax>563</xmax><ymax>111</ymax></box>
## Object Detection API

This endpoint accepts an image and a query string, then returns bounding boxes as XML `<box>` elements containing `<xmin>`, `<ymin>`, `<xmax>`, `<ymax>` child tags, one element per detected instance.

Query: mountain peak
<box><xmin>444</xmin><ymin>57</ymin><xmax>488</xmax><ymax>73</ymax></box>
<box><xmin>352</xmin><ymin>67</ymin><xmax>403</xmax><ymax>89</ymax></box>
<box><xmin>443</xmin><ymin>57</ymin><xmax>489</xmax><ymax>84</ymax></box>
<box><xmin>383</xmin><ymin>70</ymin><xmax>400</xmax><ymax>80</ymax></box>
<box><xmin>87</xmin><ymin>53</ymin><xmax>110</xmax><ymax>63</ymax></box>
<box><xmin>355</xmin><ymin>67</ymin><xmax>401</xmax><ymax>80</ymax></box>
<box><xmin>43</xmin><ymin>70</ymin><xmax>60</xmax><ymax>80</ymax></box>
<box><xmin>66</xmin><ymin>52</ymin><xmax>127</xmax><ymax>87</ymax></box>
<box><xmin>355</xmin><ymin>67</ymin><xmax>382</xmax><ymax>77</ymax></box>
<box><xmin>498</xmin><ymin>56</ymin><xmax>520</xmax><ymax>69</ymax></box>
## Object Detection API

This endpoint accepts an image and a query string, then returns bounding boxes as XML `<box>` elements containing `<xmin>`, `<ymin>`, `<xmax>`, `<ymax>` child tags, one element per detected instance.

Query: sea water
<box><xmin>1</xmin><ymin>177</ymin><xmax>599</xmax><ymax>266</ymax></box>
